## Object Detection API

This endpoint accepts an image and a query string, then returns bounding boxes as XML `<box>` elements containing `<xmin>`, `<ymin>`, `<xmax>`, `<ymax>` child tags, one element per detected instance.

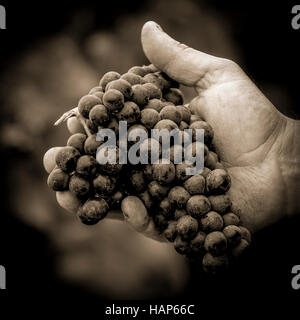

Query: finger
<box><xmin>121</xmin><ymin>196</ymin><xmax>165</xmax><ymax>241</ymax></box>
<box><xmin>141</xmin><ymin>21</ymin><xmax>221</xmax><ymax>87</ymax></box>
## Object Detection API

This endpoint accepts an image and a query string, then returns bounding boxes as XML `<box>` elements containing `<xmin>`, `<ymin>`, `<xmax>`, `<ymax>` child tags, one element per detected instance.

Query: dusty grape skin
<box><xmin>143</xmin><ymin>164</ymin><xmax>153</xmax><ymax>180</ymax></box>
<box><xmin>143</xmin><ymin>82</ymin><xmax>162</xmax><ymax>99</ymax></box>
<box><xmin>89</xmin><ymin>86</ymin><xmax>103</xmax><ymax>94</ymax></box>
<box><xmin>168</xmin><ymin>186</ymin><xmax>191</xmax><ymax>209</ymax></box>
<box><xmin>131</xmin><ymin>84</ymin><xmax>150</xmax><ymax>107</ymax></box>
<box><xmin>186</xmin><ymin>195</ymin><xmax>211</xmax><ymax>219</ymax></box>
<box><xmin>223</xmin><ymin>213</ymin><xmax>240</xmax><ymax>227</ymax></box>
<box><xmin>239</xmin><ymin>226</ymin><xmax>252</xmax><ymax>243</ymax></box>
<box><xmin>106</xmin><ymin>79</ymin><xmax>132</xmax><ymax>100</ymax></box>
<box><xmin>78</xmin><ymin>95</ymin><xmax>102</xmax><ymax>119</ymax></box>
<box><xmin>164</xmin><ymin>221</ymin><xmax>178</xmax><ymax>242</ymax></box>
<box><xmin>176</xmin><ymin>215</ymin><xmax>198</xmax><ymax>240</ymax></box>
<box><xmin>159</xmin><ymin>197</ymin><xmax>175</xmax><ymax>219</ymax></box>
<box><xmin>99</xmin><ymin>71</ymin><xmax>120</xmax><ymax>90</ymax></box>
<box><xmin>184</xmin><ymin>174</ymin><xmax>206</xmax><ymax>195</ymax></box>
<box><xmin>174</xmin><ymin>236</ymin><xmax>191</xmax><ymax>255</ymax></box>
<box><xmin>55</xmin><ymin>146</ymin><xmax>81</xmax><ymax>173</ymax></box>
<box><xmin>177</xmin><ymin>105</ymin><xmax>191</xmax><ymax>123</ymax></box>
<box><xmin>130</xmin><ymin>171</ymin><xmax>147</xmax><ymax>193</ymax></box>
<box><xmin>93</xmin><ymin>174</ymin><xmax>116</xmax><ymax>196</ymax></box>
<box><xmin>128</xmin><ymin>66</ymin><xmax>148</xmax><ymax>77</ymax></box>
<box><xmin>174</xmin><ymin>209</ymin><xmax>187</xmax><ymax>220</ymax></box>
<box><xmin>231</xmin><ymin>239</ymin><xmax>250</xmax><ymax>259</ymax></box>
<box><xmin>69</xmin><ymin>175</ymin><xmax>91</xmax><ymax>199</ymax></box>
<box><xmin>103</xmin><ymin>89</ymin><xmax>124</xmax><ymax>113</ymax></box>
<box><xmin>152</xmin><ymin>161</ymin><xmax>176</xmax><ymax>185</ymax></box>
<box><xmin>200</xmin><ymin>211</ymin><xmax>224</xmax><ymax>233</ymax></box>
<box><xmin>148</xmin><ymin>181</ymin><xmax>170</xmax><ymax>200</ymax></box>
<box><xmin>117</xmin><ymin>101</ymin><xmax>141</xmax><ymax>125</ymax></box>
<box><xmin>47</xmin><ymin>168</ymin><xmax>69</xmax><ymax>191</ymax></box>
<box><xmin>121</xmin><ymin>72</ymin><xmax>143</xmax><ymax>85</ymax></box>
<box><xmin>76</xmin><ymin>155</ymin><xmax>98</xmax><ymax>178</ymax></box>
<box><xmin>163</xmin><ymin>88</ymin><xmax>184</xmax><ymax>105</ymax></box>
<box><xmin>208</xmin><ymin>194</ymin><xmax>231</xmax><ymax>214</ymax></box>
<box><xmin>89</xmin><ymin>104</ymin><xmax>109</xmax><ymax>126</ymax></box>
<box><xmin>140</xmin><ymin>108</ymin><xmax>160</xmax><ymax>129</ymax></box>
<box><xmin>206</xmin><ymin>169</ymin><xmax>231</xmax><ymax>194</ymax></box>
<box><xmin>143</xmin><ymin>99</ymin><xmax>164</xmax><ymax>112</ymax></box>
<box><xmin>143</xmin><ymin>73</ymin><xmax>165</xmax><ymax>91</ymax></box>
<box><xmin>84</xmin><ymin>134</ymin><xmax>102</xmax><ymax>157</ymax></box>
<box><xmin>189</xmin><ymin>121</ymin><xmax>214</xmax><ymax>146</ymax></box>
<box><xmin>204</xmin><ymin>231</ymin><xmax>227</xmax><ymax>256</ymax></box>
<box><xmin>223</xmin><ymin>225</ymin><xmax>242</xmax><ymax>248</ymax></box>
<box><xmin>139</xmin><ymin>190</ymin><xmax>154</xmax><ymax>210</ymax></box>
<box><xmin>67</xmin><ymin>133</ymin><xmax>87</xmax><ymax>154</ymax></box>
<box><xmin>175</xmin><ymin>162</ymin><xmax>194</xmax><ymax>182</ymax></box>
<box><xmin>67</xmin><ymin>117</ymin><xmax>85</xmax><ymax>135</ymax></box>
<box><xmin>190</xmin><ymin>231</ymin><xmax>206</xmax><ymax>253</ymax></box>
<box><xmin>202</xmin><ymin>253</ymin><xmax>229</xmax><ymax>274</ymax></box>
<box><xmin>92</xmin><ymin>91</ymin><xmax>104</xmax><ymax>102</ymax></box>
<box><xmin>77</xmin><ymin>198</ymin><xmax>109</xmax><ymax>225</ymax></box>
<box><xmin>86</xmin><ymin>119</ymin><xmax>99</xmax><ymax>133</ymax></box>
<box><xmin>159</xmin><ymin>105</ymin><xmax>182</xmax><ymax>125</ymax></box>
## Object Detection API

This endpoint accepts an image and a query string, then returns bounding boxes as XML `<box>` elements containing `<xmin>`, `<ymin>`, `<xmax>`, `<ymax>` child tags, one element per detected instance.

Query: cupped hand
<box><xmin>122</xmin><ymin>21</ymin><xmax>300</xmax><ymax>239</ymax></box>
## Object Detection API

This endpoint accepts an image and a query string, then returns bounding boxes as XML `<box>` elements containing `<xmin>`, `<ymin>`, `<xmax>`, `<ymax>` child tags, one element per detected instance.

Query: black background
<box><xmin>0</xmin><ymin>0</ymin><xmax>299</xmax><ymax>315</ymax></box>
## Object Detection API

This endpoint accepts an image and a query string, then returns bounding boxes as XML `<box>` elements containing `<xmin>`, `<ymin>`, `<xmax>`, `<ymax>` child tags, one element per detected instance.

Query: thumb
<box><xmin>141</xmin><ymin>21</ymin><xmax>221</xmax><ymax>87</ymax></box>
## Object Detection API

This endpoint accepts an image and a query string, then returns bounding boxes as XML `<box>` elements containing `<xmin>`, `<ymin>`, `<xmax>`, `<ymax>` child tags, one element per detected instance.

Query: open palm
<box><xmin>120</xmin><ymin>21</ymin><xmax>299</xmax><ymax>239</ymax></box>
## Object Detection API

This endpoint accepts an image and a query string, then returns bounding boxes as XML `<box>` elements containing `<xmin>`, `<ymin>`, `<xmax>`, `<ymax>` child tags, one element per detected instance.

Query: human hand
<box><xmin>123</xmin><ymin>21</ymin><xmax>300</xmax><ymax>238</ymax></box>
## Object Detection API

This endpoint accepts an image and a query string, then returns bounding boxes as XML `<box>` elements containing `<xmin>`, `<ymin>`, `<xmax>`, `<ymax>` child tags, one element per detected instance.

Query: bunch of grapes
<box><xmin>44</xmin><ymin>64</ymin><xmax>251</xmax><ymax>274</ymax></box>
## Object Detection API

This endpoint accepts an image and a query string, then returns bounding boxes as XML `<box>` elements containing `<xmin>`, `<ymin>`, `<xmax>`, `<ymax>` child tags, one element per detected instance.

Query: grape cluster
<box><xmin>45</xmin><ymin>64</ymin><xmax>251</xmax><ymax>274</ymax></box>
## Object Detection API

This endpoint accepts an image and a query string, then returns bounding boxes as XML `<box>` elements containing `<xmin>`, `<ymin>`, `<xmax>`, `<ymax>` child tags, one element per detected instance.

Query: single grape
<box><xmin>143</xmin><ymin>99</ymin><xmax>164</xmax><ymax>112</ymax></box>
<box><xmin>206</xmin><ymin>169</ymin><xmax>231</xmax><ymax>194</ymax></box>
<box><xmin>189</xmin><ymin>121</ymin><xmax>214</xmax><ymax>146</ymax></box>
<box><xmin>117</xmin><ymin>101</ymin><xmax>141</xmax><ymax>125</ymax></box>
<box><xmin>131</xmin><ymin>84</ymin><xmax>150</xmax><ymax>107</ymax></box>
<box><xmin>47</xmin><ymin>168</ymin><xmax>69</xmax><ymax>191</ymax></box>
<box><xmin>78</xmin><ymin>95</ymin><xmax>102</xmax><ymax>118</ymax></box>
<box><xmin>103</xmin><ymin>89</ymin><xmax>124</xmax><ymax>113</ymax></box>
<box><xmin>168</xmin><ymin>186</ymin><xmax>191</xmax><ymax>208</ymax></box>
<box><xmin>76</xmin><ymin>155</ymin><xmax>98</xmax><ymax>178</ymax></box>
<box><xmin>163</xmin><ymin>88</ymin><xmax>184</xmax><ymax>105</ymax></box>
<box><xmin>56</xmin><ymin>190</ymin><xmax>82</xmax><ymax>213</ymax></box>
<box><xmin>69</xmin><ymin>174</ymin><xmax>91</xmax><ymax>199</ymax></box>
<box><xmin>183</xmin><ymin>174</ymin><xmax>206</xmax><ymax>195</ymax></box>
<box><xmin>177</xmin><ymin>105</ymin><xmax>191</xmax><ymax>123</ymax></box>
<box><xmin>93</xmin><ymin>174</ymin><xmax>116</xmax><ymax>196</ymax></box>
<box><xmin>208</xmin><ymin>194</ymin><xmax>231</xmax><ymax>214</ymax></box>
<box><xmin>204</xmin><ymin>231</ymin><xmax>227</xmax><ymax>256</ymax></box>
<box><xmin>148</xmin><ymin>181</ymin><xmax>170</xmax><ymax>200</ymax></box>
<box><xmin>89</xmin><ymin>104</ymin><xmax>109</xmax><ymax>126</ymax></box>
<box><xmin>223</xmin><ymin>225</ymin><xmax>242</xmax><ymax>248</ymax></box>
<box><xmin>121</xmin><ymin>72</ymin><xmax>143</xmax><ymax>85</ymax></box>
<box><xmin>55</xmin><ymin>146</ymin><xmax>80</xmax><ymax>173</ymax></box>
<box><xmin>128</xmin><ymin>66</ymin><xmax>148</xmax><ymax>77</ymax></box>
<box><xmin>152</xmin><ymin>160</ymin><xmax>176</xmax><ymax>185</ymax></box>
<box><xmin>159</xmin><ymin>105</ymin><xmax>182</xmax><ymax>125</ymax></box>
<box><xmin>186</xmin><ymin>195</ymin><xmax>211</xmax><ymax>219</ymax></box>
<box><xmin>223</xmin><ymin>213</ymin><xmax>240</xmax><ymax>226</ymax></box>
<box><xmin>190</xmin><ymin>231</ymin><xmax>206</xmax><ymax>253</ymax></box>
<box><xmin>106</xmin><ymin>79</ymin><xmax>132</xmax><ymax>100</ymax></box>
<box><xmin>77</xmin><ymin>198</ymin><xmax>109</xmax><ymax>225</ymax></box>
<box><xmin>99</xmin><ymin>71</ymin><xmax>120</xmax><ymax>90</ymax></box>
<box><xmin>67</xmin><ymin>117</ymin><xmax>85</xmax><ymax>135</ymax></box>
<box><xmin>84</xmin><ymin>134</ymin><xmax>103</xmax><ymax>156</ymax></box>
<box><xmin>174</xmin><ymin>236</ymin><xmax>191</xmax><ymax>255</ymax></box>
<box><xmin>140</xmin><ymin>108</ymin><xmax>160</xmax><ymax>129</ymax></box>
<box><xmin>176</xmin><ymin>215</ymin><xmax>198</xmax><ymax>240</ymax></box>
<box><xmin>43</xmin><ymin>147</ymin><xmax>63</xmax><ymax>173</ymax></box>
<box><xmin>143</xmin><ymin>82</ymin><xmax>162</xmax><ymax>99</ymax></box>
<box><xmin>67</xmin><ymin>133</ymin><xmax>87</xmax><ymax>153</ymax></box>
<box><xmin>159</xmin><ymin>197</ymin><xmax>175</xmax><ymax>219</ymax></box>
<box><xmin>130</xmin><ymin>171</ymin><xmax>147</xmax><ymax>193</ymax></box>
<box><xmin>200</xmin><ymin>211</ymin><xmax>224</xmax><ymax>233</ymax></box>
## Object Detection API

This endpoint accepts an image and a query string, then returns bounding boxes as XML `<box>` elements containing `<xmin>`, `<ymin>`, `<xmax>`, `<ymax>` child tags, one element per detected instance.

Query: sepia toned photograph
<box><xmin>0</xmin><ymin>0</ymin><xmax>299</xmax><ymax>316</ymax></box>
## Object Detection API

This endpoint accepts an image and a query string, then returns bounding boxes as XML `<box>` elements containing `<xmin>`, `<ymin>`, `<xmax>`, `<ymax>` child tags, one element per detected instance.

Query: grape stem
<box><xmin>77</xmin><ymin>114</ymin><xmax>92</xmax><ymax>137</ymax></box>
<box><xmin>54</xmin><ymin>107</ymin><xmax>92</xmax><ymax>137</ymax></box>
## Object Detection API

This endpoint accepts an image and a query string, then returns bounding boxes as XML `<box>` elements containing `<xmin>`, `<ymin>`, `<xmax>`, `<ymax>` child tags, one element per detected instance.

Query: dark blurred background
<box><xmin>0</xmin><ymin>0</ymin><xmax>299</xmax><ymax>311</ymax></box>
